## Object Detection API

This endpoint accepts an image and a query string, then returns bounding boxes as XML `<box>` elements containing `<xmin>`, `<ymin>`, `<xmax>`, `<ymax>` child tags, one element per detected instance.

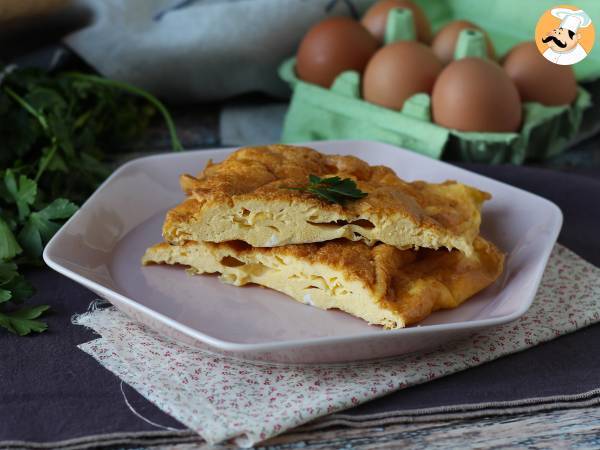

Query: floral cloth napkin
<box><xmin>74</xmin><ymin>244</ymin><xmax>600</xmax><ymax>447</ymax></box>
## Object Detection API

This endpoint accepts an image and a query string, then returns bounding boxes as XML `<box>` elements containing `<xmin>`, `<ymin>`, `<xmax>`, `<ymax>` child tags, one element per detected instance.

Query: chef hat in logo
<box><xmin>551</xmin><ymin>8</ymin><xmax>592</xmax><ymax>33</ymax></box>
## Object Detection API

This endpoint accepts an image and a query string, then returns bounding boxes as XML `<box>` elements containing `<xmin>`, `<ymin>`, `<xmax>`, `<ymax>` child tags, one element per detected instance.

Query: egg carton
<box><xmin>279</xmin><ymin>8</ymin><xmax>591</xmax><ymax>164</ymax></box>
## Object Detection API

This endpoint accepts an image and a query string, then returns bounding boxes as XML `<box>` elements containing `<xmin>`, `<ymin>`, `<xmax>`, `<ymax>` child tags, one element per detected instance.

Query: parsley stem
<box><xmin>4</xmin><ymin>86</ymin><xmax>58</xmax><ymax>183</ymax></box>
<box><xmin>4</xmin><ymin>87</ymin><xmax>61</xmax><ymax>182</ymax></box>
<box><xmin>63</xmin><ymin>73</ymin><xmax>184</xmax><ymax>152</ymax></box>
<box><xmin>35</xmin><ymin>144</ymin><xmax>57</xmax><ymax>182</ymax></box>
<box><xmin>3</xmin><ymin>86</ymin><xmax>49</xmax><ymax>131</ymax></box>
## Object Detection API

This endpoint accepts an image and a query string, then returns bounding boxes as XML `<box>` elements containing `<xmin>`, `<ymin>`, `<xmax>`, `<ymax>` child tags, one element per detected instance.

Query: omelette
<box><xmin>142</xmin><ymin>237</ymin><xmax>504</xmax><ymax>329</ymax></box>
<box><xmin>163</xmin><ymin>145</ymin><xmax>490</xmax><ymax>256</ymax></box>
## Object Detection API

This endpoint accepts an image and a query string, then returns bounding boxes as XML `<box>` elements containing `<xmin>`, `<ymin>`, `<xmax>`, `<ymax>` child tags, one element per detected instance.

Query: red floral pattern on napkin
<box><xmin>74</xmin><ymin>244</ymin><xmax>600</xmax><ymax>447</ymax></box>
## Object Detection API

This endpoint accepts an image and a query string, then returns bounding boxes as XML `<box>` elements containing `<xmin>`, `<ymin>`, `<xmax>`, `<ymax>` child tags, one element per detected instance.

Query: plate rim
<box><xmin>43</xmin><ymin>140</ymin><xmax>563</xmax><ymax>352</ymax></box>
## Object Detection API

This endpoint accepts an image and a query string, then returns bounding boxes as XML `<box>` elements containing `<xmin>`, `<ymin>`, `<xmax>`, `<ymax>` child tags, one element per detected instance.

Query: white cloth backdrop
<box><xmin>64</xmin><ymin>0</ymin><xmax>376</xmax><ymax>102</ymax></box>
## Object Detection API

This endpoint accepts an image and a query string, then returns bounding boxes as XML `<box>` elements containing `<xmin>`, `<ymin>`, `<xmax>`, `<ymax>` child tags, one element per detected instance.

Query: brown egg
<box><xmin>432</xmin><ymin>20</ymin><xmax>496</xmax><ymax>65</ymax></box>
<box><xmin>432</xmin><ymin>58</ymin><xmax>522</xmax><ymax>132</ymax></box>
<box><xmin>296</xmin><ymin>17</ymin><xmax>379</xmax><ymax>88</ymax></box>
<box><xmin>361</xmin><ymin>0</ymin><xmax>432</xmax><ymax>43</ymax></box>
<box><xmin>503</xmin><ymin>42</ymin><xmax>577</xmax><ymax>106</ymax></box>
<box><xmin>363</xmin><ymin>41</ymin><xmax>443</xmax><ymax>110</ymax></box>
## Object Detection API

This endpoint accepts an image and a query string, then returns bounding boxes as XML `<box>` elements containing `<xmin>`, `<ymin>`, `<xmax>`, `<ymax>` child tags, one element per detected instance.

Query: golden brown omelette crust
<box><xmin>166</xmin><ymin>145</ymin><xmax>490</xmax><ymax>251</ymax></box>
<box><xmin>145</xmin><ymin>237</ymin><xmax>504</xmax><ymax>327</ymax></box>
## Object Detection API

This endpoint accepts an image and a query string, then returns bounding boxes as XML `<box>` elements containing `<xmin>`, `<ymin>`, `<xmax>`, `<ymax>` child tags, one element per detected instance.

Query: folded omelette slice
<box><xmin>163</xmin><ymin>145</ymin><xmax>490</xmax><ymax>255</ymax></box>
<box><xmin>142</xmin><ymin>237</ymin><xmax>504</xmax><ymax>329</ymax></box>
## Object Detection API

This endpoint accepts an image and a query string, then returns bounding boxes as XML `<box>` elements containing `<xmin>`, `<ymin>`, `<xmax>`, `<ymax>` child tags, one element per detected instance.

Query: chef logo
<box><xmin>535</xmin><ymin>5</ymin><xmax>594</xmax><ymax>65</ymax></box>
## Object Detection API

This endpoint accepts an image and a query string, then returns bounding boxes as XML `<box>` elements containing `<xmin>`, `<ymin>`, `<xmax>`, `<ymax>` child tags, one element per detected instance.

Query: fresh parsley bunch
<box><xmin>0</xmin><ymin>66</ymin><xmax>181</xmax><ymax>335</ymax></box>
<box><xmin>0</xmin><ymin>170</ymin><xmax>77</xmax><ymax>334</ymax></box>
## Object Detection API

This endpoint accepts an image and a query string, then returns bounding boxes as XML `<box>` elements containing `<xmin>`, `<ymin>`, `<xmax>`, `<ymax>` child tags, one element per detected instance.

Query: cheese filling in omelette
<box><xmin>163</xmin><ymin>145</ymin><xmax>490</xmax><ymax>255</ymax></box>
<box><xmin>143</xmin><ymin>237</ymin><xmax>504</xmax><ymax>329</ymax></box>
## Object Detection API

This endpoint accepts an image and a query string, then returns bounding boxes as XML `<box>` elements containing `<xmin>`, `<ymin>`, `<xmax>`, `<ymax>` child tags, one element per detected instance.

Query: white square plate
<box><xmin>44</xmin><ymin>141</ymin><xmax>562</xmax><ymax>364</ymax></box>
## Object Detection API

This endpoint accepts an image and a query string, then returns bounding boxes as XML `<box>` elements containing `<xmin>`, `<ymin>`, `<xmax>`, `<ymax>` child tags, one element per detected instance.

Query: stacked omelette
<box><xmin>142</xmin><ymin>145</ymin><xmax>504</xmax><ymax>329</ymax></box>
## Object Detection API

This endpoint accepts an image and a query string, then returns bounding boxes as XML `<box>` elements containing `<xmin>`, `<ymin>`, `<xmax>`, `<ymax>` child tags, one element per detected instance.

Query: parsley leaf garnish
<box><xmin>286</xmin><ymin>174</ymin><xmax>367</xmax><ymax>204</ymax></box>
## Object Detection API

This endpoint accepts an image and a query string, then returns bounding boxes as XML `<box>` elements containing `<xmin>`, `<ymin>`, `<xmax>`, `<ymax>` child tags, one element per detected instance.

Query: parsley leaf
<box><xmin>0</xmin><ymin>217</ymin><xmax>22</xmax><ymax>260</ymax></box>
<box><xmin>19</xmin><ymin>198</ymin><xmax>78</xmax><ymax>258</ymax></box>
<box><xmin>0</xmin><ymin>263</ymin><xmax>35</xmax><ymax>304</ymax></box>
<box><xmin>5</xmin><ymin>170</ymin><xmax>37</xmax><ymax>221</ymax></box>
<box><xmin>0</xmin><ymin>259</ymin><xmax>45</xmax><ymax>334</ymax></box>
<box><xmin>0</xmin><ymin>261</ymin><xmax>19</xmax><ymax>284</ymax></box>
<box><xmin>0</xmin><ymin>305</ymin><xmax>50</xmax><ymax>336</ymax></box>
<box><xmin>0</xmin><ymin>290</ymin><xmax>11</xmax><ymax>303</ymax></box>
<box><xmin>3</xmin><ymin>275</ymin><xmax>35</xmax><ymax>303</ymax></box>
<box><xmin>285</xmin><ymin>175</ymin><xmax>368</xmax><ymax>204</ymax></box>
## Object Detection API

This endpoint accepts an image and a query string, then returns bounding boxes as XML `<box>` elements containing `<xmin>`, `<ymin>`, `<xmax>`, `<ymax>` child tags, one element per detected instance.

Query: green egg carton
<box><xmin>279</xmin><ymin>3</ymin><xmax>593</xmax><ymax>164</ymax></box>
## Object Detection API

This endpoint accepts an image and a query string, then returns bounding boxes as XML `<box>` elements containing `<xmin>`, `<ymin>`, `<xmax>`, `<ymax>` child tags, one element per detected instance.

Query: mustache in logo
<box><xmin>542</xmin><ymin>35</ymin><xmax>567</xmax><ymax>48</ymax></box>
